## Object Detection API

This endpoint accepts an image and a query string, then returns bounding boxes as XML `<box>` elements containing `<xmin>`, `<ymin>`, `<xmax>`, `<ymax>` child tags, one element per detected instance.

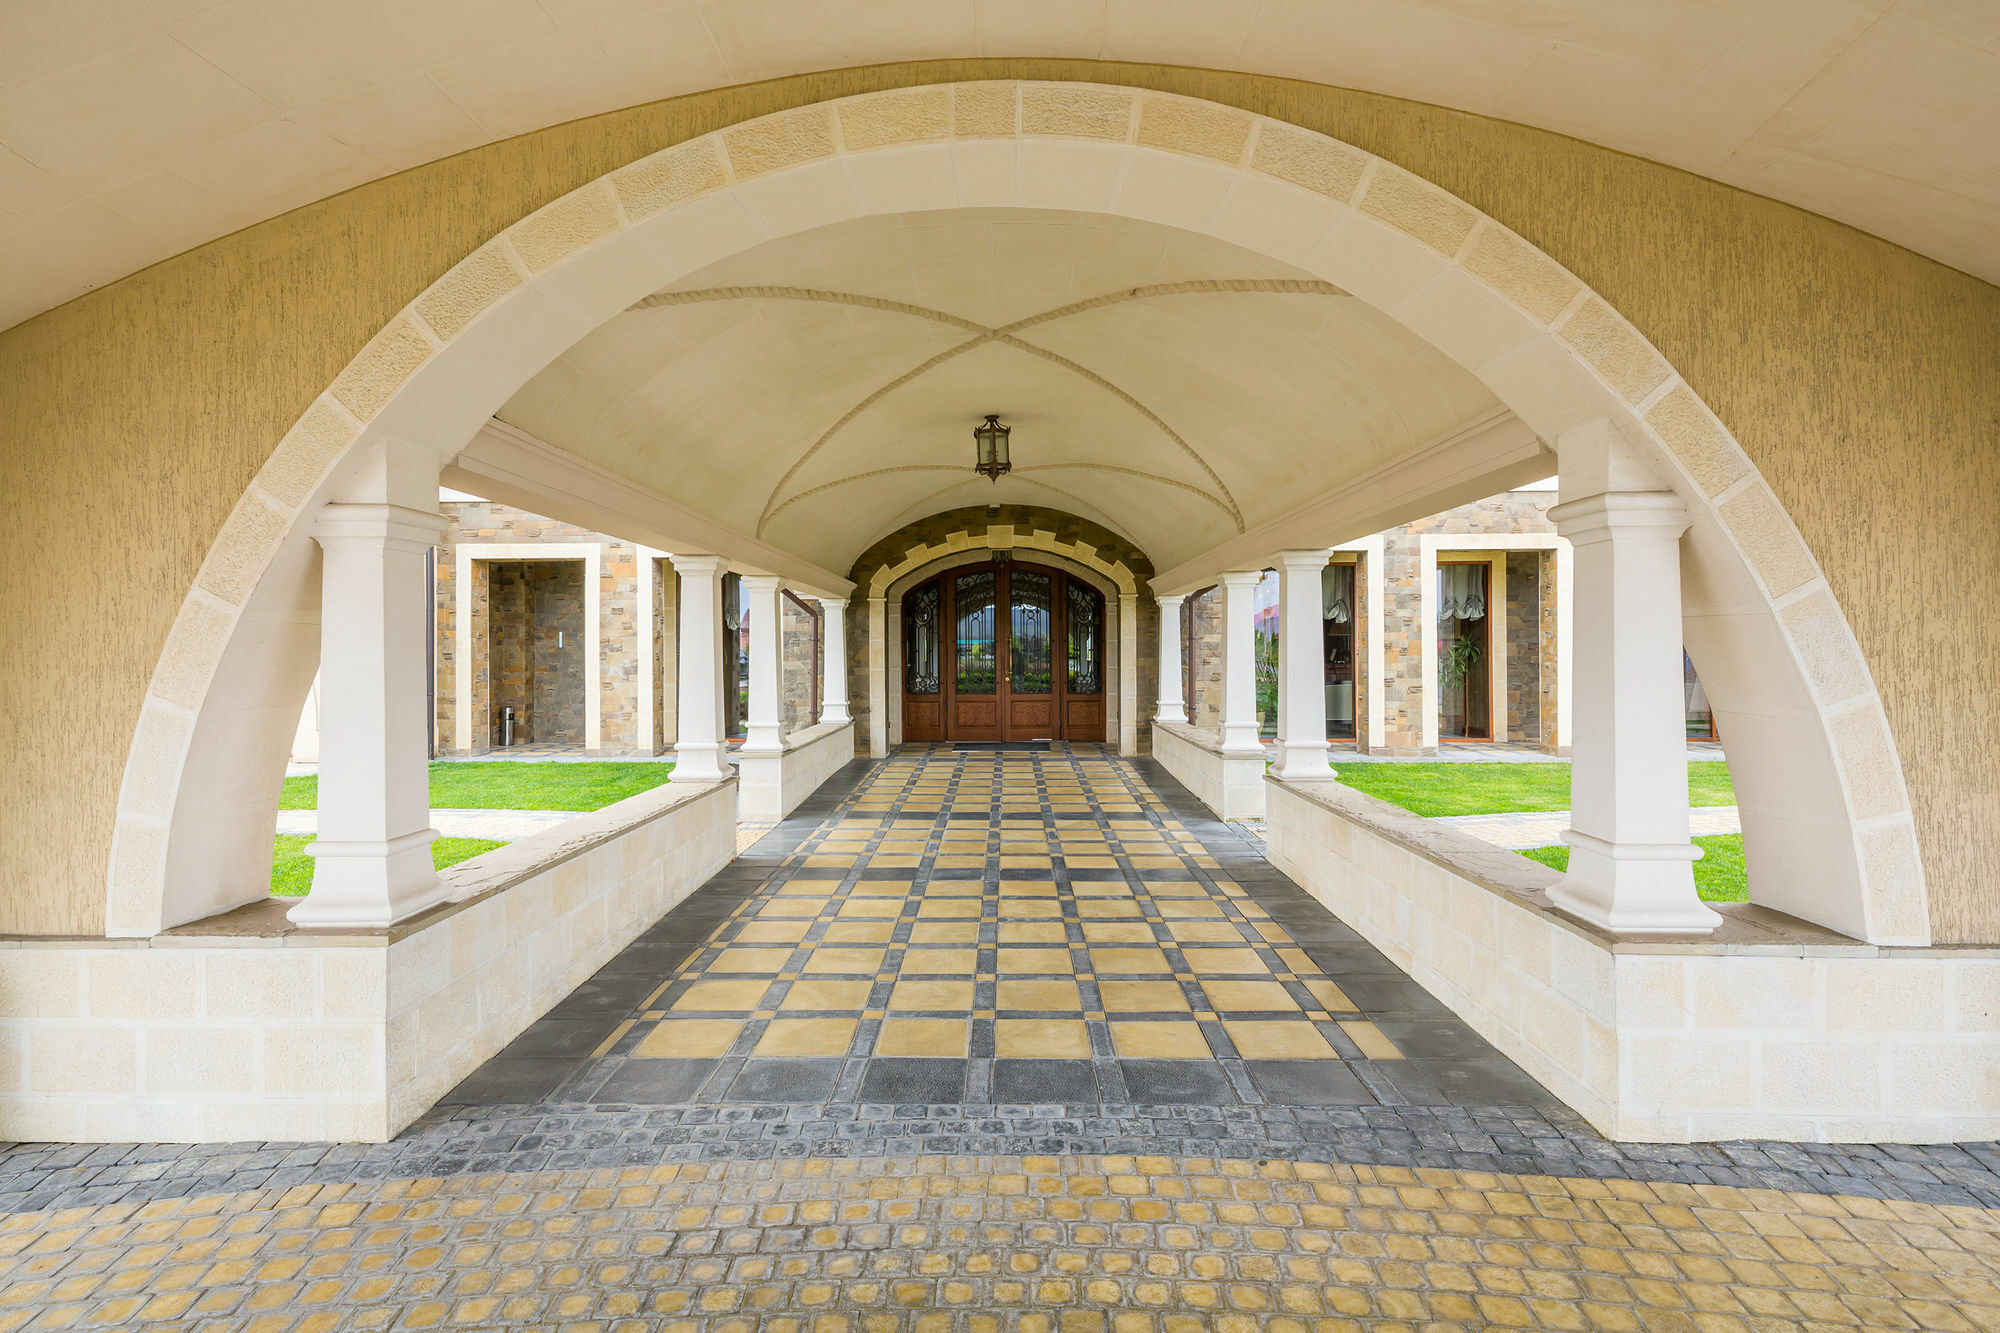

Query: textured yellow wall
<box><xmin>2</xmin><ymin>60</ymin><xmax>1995</xmax><ymax>939</ymax></box>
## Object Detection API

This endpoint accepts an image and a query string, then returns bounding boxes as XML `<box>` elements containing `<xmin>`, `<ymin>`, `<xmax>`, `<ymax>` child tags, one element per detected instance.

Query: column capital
<box><xmin>1156</xmin><ymin>592</ymin><xmax>1187</xmax><ymax>609</ymax></box>
<box><xmin>815</xmin><ymin>595</ymin><xmax>848</xmax><ymax>614</ymax></box>
<box><xmin>740</xmin><ymin>573</ymin><xmax>782</xmax><ymax>592</ymax></box>
<box><xmin>669</xmin><ymin>553</ymin><xmax>729</xmax><ymax>576</ymax></box>
<box><xmin>310</xmin><ymin>502</ymin><xmax>447</xmax><ymax>554</ymax></box>
<box><xmin>1547</xmin><ymin>491</ymin><xmax>1689</xmax><ymax>546</ymax></box>
<box><xmin>1218</xmin><ymin>569</ymin><xmax>1264</xmax><ymax>588</ymax></box>
<box><xmin>1274</xmin><ymin>548</ymin><xmax>1333</xmax><ymax>571</ymax></box>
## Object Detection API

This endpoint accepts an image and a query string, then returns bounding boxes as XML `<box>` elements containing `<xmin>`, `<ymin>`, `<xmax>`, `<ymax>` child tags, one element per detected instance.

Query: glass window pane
<box><xmin>1066</xmin><ymin>581</ymin><xmax>1103</xmax><ymax>694</ymax></box>
<box><xmin>1437</xmin><ymin>563</ymin><xmax>1490</xmax><ymax>739</ymax></box>
<box><xmin>904</xmin><ymin>583</ymin><xmax>940</xmax><ymax>694</ymax></box>
<box><xmin>1254</xmin><ymin>570</ymin><xmax>1280</xmax><ymax>739</ymax></box>
<box><xmin>1324</xmin><ymin>563</ymin><xmax>1356</xmax><ymax>740</ymax></box>
<box><xmin>1010</xmin><ymin>570</ymin><xmax>1053</xmax><ymax>694</ymax></box>
<box><xmin>954</xmin><ymin>570</ymin><xmax>996</xmax><ymax>694</ymax></box>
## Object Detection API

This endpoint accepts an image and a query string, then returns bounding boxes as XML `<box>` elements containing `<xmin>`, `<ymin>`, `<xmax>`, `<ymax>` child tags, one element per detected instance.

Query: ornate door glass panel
<box><xmin>1009</xmin><ymin>570</ymin><xmax>1053</xmax><ymax>693</ymax></box>
<box><xmin>905</xmin><ymin>583</ymin><xmax>940</xmax><ymax>694</ymax></box>
<box><xmin>953</xmin><ymin>570</ymin><xmax>997</xmax><ymax>694</ymax></box>
<box><xmin>1066</xmin><ymin>582</ymin><xmax>1103</xmax><ymax>694</ymax></box>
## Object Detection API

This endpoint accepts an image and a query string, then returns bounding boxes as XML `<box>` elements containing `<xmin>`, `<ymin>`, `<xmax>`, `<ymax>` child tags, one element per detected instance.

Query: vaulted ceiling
<box><xmin>2</xmin><ymin>0</ymin><xmax>1997</xmax><ymax>334</ymax></box>
<box><xmin>498</xmin><ymin>209</ymin><xmax>1499</xmax><ymax>574</ymax></box>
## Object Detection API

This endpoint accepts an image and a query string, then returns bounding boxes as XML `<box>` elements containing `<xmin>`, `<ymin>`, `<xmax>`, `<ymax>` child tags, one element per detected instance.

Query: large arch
<box><xmin>105</xmin><ymin>81</ymin><xmax>1926</xmax><ymax>948</ymax></box>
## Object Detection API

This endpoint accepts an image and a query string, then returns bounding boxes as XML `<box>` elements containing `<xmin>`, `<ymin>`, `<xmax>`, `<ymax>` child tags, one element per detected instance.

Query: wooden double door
<box><xmin>902</xmin><ymin>560</ymin><xmax>1106</xmax><ymax>744</ymax></box>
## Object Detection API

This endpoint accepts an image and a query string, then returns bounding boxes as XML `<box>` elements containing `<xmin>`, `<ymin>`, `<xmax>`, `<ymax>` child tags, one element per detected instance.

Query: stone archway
<box><xmin>106</xmin><ymin>81</ymin><xmax>1925</xmax><ymax>946</ymax></box>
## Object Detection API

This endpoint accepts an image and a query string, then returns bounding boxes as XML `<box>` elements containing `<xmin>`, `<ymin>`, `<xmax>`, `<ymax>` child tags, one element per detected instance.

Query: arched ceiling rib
<box><xmin>3</xmin><ymin>2</ymin><xmax>1997</xmax><ymax>331</ymax></box>
<box><xmin>496</xmin><ymin>208</ymin><xmax>1500</xmax><ymax>573</ymax></box>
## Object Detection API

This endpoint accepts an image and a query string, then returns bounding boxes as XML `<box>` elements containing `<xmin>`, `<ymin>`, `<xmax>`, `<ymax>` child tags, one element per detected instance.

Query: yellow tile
<box><xmin>908</xmin><ymin>923</ymin><xmax>980</xmax><ymax>944</ymax></box>
<box><xmin>822</xmin><ymin>922</ymin><xmax>896</xmax><ymax>944</ymax></box>
<box><xmin>996</xmin><ymin>898</ymin><xmax>1062</xmax><ymax>918</ymax></box>
<box><xmin>900</xmin><ymin>948</ymin><xmax>977</xmax><ymax>974</ymax></box>
<box><xmin>995</xmin><ymin>979</ymin><xmax>1083</xmax><ymax>1012</ymax></box>
<box><xmin>732</xmin><ymin>922</ymin><xmax>811</xmax><ymax>943</ymax></box>
<box><xmin>1278</xmin><ymin>948</ymin><xmax>1319</xmax><ymax>974</ymax></box>
<box><xmin>998</xmin><ymin>880</ymin><xmax>1059</xmax><ymax>895</ymax></box>
<box><xmin>1156</xmin><ymin>903</ymin><xmax>1225</xmax><ymax>920</ymax></box>
<box><xmin>633</xmin><ymin>1019</ymin><xmax>742</xmax><ymax>1059</ymax></box>
<box><xmin>853</xmin><ymin>879</ymin><xmax>918</xmax><ymax>896</ymax></box>
<box><xmin>1181</xmin><ymin>948</ymin><xmax>1268</xmax><ymax>975</ymax></box>
<box><xmin>998</xmin><ymin>922</ymin><xmax>1068</xmax><ymax>945</ymax></box>
<box><xmin>1166</xmin><ymin>922</ymin><xmax>1247</xmax><ymax>943</ymax></box>
<box><xmin>1339</xmin><ymin>1020</ymin><xmax>1404</xmax><ymax>1060</ymax></box>
<box><xmin>780</xmin><ymin>980</ymin><xmax>871</xmax><ymax>1011</ymax></box>
<box><xmin>1098</xmin><ymin>981</ymin><xmax>1191</xmax><ymax>1013</ymax></box>
<box><xmin>1225</xmin><ymin>1020</ymin><xmax>1338</xmax><ymax>1060</ymax></box>
<box><xmin>754</xmin><ymin>1018</ymin><xmax>857</xmax><ymax>1057</ymax></box>
<box><xmin>875</xmin><ymin>1019</ymin><xmax>968</xmax><ymax>1058</ymax></box>
<box><xmin>996</xmin><ymin>947</ymin><xmax>1073</xmax><ymax>975</ymax></box>
<box><xmin>804</xmin><ymin>855</ymin><xmax>854</xmax><ymax>868</ymax></box>
<box><xmin>994</xmin><ymin>1019</ymin><xmax>1091</xmax><ymax>1059</ymax></box>
<box><xmin>1254</xmin><ymin>924</ymin><xmax>1295</xmax><ymax>944</ymax></box>
<box><xmin>1304</xmin><ymin>979</ymin><xmax>1357</xmax><ymax>1011</ymax></box>
<box><xmin>1070</xmin><ymin>882</ymin><xmax>1132</xmax><ymax>897</ymax></box>
<box><xmin>889</xmin><ymin>980</ymin><xmax>974</xmax><ymax>1011</ymax></box>
<box><xmin>870</xmin><ymin>855</ymin><xmax>922</xmax><ymax>869</ymax></box>
<box><xmin>1143</xmin><ymin>882</ymin><xmax>1206</xmax><ymax>898</ymax></box>
<box><xmin>672</xmin><ymin>979</ymin><xmax>772</xmax><ymax>1012</ymax></box>
<box><xmin>921</xmin><ymin>881</ymin><xmax>985</xmax><ymax>896</ymax></box>
<box><xmin>1199</xmin><ymin>980</ymin><xmax>1301</xmax><ymax>1012</ymax></box>
<box><xmin>760</xmin><ymin>899</ymin><xmax>828</xmax><ymax>918</ymax></box>
<box><xmin>709</xmin><ymin>948</ymin><xmax>794</xmax><ymax>974</ymax></box>
<box><xmin>1064</xmin><ymin>856</ymin><xmax>1120</xmax><ymax>869</ymax></box>
<box><xmin>917</xmin><ymin>901</ymin><xmax>982</xmax><ymax>919</ymax></box>
<box><xmin>1089</xmin><ymin>948</ymin><xmax>1172</xmax><ymax>975</ymax></box>
<box><xmin>1000</xmin><ymin>857</ymin><xmax>1052</xmax><ymax>869</ymax></box>
<box><xmin>803</xmin><ymin>949</ymin><xmax>886</xmax><ymax>974</ymax></box>
<box><xmin>1076</xmin><ymin>901</ymin><xmax>1143</xmax><ymax>919</ymax></box>
<box><xmin>1080</xmin><ymin>921</ymin><xmax>1154</xmax><ymax>944</ymax></box>
<box><xmin>1111</xmin><ymin>1021</ymin><xmax>1208</xmax><ymax>1059</ymax></box>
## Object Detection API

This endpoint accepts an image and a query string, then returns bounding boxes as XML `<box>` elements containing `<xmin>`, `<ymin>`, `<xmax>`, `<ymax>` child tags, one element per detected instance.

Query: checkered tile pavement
<box><xmin>445</xmin><ymin>745</ymin><xmax>1554</xmax><ymax>1112</ymax></box>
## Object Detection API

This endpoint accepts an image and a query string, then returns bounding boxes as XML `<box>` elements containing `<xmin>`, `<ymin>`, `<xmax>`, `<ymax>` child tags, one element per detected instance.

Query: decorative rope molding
<box><xmin>626</xmin><ymin>281</ymin><xmax>1355</xmax><ymax>538</ymax></box>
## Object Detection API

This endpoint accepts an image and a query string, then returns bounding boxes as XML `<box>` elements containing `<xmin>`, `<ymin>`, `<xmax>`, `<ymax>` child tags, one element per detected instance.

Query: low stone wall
<box><xmin>0</xmin><ymin>778</ymin><xmax>736</xmax><ymax>1143</ymax></box>
<box><xmin>1151</xmin><ymin>721</ymin><xmax>1265</xmax><ymax>821</ymax></box>
<box><xmin>737</xmin><ymin>721</ymin><xmax>855</xmax><ymax>823</ymax></box>
<box><xmin>1264</xmin><ymin>776</ymin><xmax>2000</xmax><ymax>1143</ymax></box>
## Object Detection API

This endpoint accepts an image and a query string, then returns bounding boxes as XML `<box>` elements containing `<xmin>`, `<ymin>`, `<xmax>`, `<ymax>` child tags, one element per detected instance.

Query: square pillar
<box><xmin>1218</xmin><ymin>571</ymin><xmax>1264</xmax><ymax>756</ymax></box>
<box><xmin>290</xmin><ymin>443</ymin><xmax>450</xmax><ymax>928</ymax></box>
<box><xmin>1154</xmin><ymin>594</ymin><xmax>1186</xmax><ymax>722</ymax></box>
<box><xmin>817</xmin><ymin>596</ymin><xmax>851</xmax><ymax>724</ymax></box>
<box><xmin>741</xmin><ymin>575</ymin><xmax>786</xmax><ymax>755</ymax></box>
<box><xmin>670</xmin><ymin>554</ymin><xmax>730</xmax><ymax>783</ymax></box>
<box><xmin>1548</xmin><ymin>426</ymin><xmax>1717</xmax><ymax>935</ymax></box>
<box><xmin>1274</xmin><ymin>550</ymin><xmax>1335</xmax><ymax>780</ymax></box>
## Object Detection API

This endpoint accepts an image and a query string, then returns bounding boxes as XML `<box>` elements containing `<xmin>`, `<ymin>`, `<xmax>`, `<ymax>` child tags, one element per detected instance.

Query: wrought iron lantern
<box><xmin>973</xmin><ymin>414</ymin><xmax>1011</xmax><ymax>482</ymax></box>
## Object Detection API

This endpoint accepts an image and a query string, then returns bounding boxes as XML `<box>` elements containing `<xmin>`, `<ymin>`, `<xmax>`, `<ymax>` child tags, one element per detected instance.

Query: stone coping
<box><xmin>0</xmin><ymin>775</ymin><xmax>739</xmax><ymax>952</ymax></box>
<box><xmin>1264</xmin><ymin>774</ymin><xmax>2000</xmax><ymax>960</ymax></box>
<box><xmin>1152</xmin><ymin>718</ymin><xmax>1268</xmax><ymax>760</ymax></box>
<box><xmin>779</xmin><ymin>718</ymin><xmax>853</xmax><ymax>755</ymax></box>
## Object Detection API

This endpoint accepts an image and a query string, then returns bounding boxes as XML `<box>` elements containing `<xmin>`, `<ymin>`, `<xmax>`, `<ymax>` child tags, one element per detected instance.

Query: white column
<box><xmin>1274</xmin><ymin>550</ymin><xmax>1335</xmax><ymax>780</ymax></box>
<box><xmin>817</xmin><ymin>596</ymin><xmax>851</xmax><ymax>724</ymax></box>
<box><xmin>741</xmin><ymin>574</ymin><xmax>785</xmax><ymax>755</ymax></box>
<box><xmin>1218</xmin><ymin>571</ymin><xmax>1263</xmax><ymax>755</ymax></box>
<box><xmin>1547</xmin><ymin>424</ymin><xmax>1718</xmax><ymax>935</ymax></box>
<box><xmin>290</xmin><ymin>447</ymin><xmax>450</xmax><ymax>927</ymax></box>
<box><xmin>1155</xmin><ymin>594</ymin><xmax>1186</xmax><ymax>722</ymax></box>
<box><xmin>670</xmin><ymin>554</ymin><xmax>731</xmax><ymax>783</ymax></box>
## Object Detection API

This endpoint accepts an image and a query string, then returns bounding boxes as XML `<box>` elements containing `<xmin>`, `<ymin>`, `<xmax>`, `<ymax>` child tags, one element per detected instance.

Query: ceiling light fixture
<box><xmin>973</xmin><ymin>414</ymin><xmax>1012</xmax><ymax>482</ymax></box>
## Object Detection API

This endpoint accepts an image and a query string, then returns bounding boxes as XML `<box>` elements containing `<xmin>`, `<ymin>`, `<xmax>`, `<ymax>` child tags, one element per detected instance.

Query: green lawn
<box><xmin>1335</xmin><ymin>760</ymin><xmax>1733</xmax><ymax>818</ymax></box>
<box><xmin>269</xmin><ymin>834</ymin><xmax>506</xmax><ymax>897</ymax></box>
<box><xmin>1519</xmin><ymin>834</ymin><xmax>1747</xmax><ymax>903</ymax></box>
<box><xmin>280</xmin><ymin>761</ymin><xmax>674</xmax><ymax>812</ymax></box>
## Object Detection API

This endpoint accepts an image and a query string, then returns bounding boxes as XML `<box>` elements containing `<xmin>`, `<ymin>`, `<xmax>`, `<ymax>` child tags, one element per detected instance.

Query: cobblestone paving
<box><xmin>5</xmin><ymin>747</ymin><xmax>2000</xmax><ymax>1328</ymax></box>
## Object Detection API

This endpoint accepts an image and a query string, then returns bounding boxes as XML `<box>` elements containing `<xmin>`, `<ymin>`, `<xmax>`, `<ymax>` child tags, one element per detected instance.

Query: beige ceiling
<box><xmin>498</xmin><ymin>209</ymin><xmax>1498</xmax><ymax>573</ymax></box>
<box><xmin>2</xmin><ymin>1</ymin><xmax>1997</xmax><ymax>334</ymax></box>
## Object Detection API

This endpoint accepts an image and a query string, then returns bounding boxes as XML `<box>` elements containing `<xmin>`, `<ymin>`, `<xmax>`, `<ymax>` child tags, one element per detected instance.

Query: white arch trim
<box><xmin>107</xmin><ymin>80</ymin><xmax>1926</xmax><ymax>947</ymax></box>
<box><xmin>862</xmin><ymin>521</ymin><xmax>1145</xmax><ymax>759</ymax></box>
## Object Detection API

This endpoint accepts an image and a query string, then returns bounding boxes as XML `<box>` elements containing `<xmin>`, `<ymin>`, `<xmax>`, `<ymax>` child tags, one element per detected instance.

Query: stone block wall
<box><xmin>782</xmin><ymin>595</ymin><xmax>817</xmax><ymax>735</ymax></box>
<box><xmin>526</xmin><ymin>561</ymin><xmax>585</xmax><ymax>745</ymax></box>
<box><xmin>1505</xmin><ymin>551</ymin><xmax>1541</xmax><ymax>746</ymax></box>
<box><xmin>1189</xmin><ymin>588</ymin><xmax>1222</xmax><ymax>730</ymax></box>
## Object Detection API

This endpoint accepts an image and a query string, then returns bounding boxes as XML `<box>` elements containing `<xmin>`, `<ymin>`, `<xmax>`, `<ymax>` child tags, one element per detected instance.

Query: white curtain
<box><xmin>1321</xmin><ymin>565</ymin><xmax>1352</xmax><ymax>624</ymax></box>
<box><xmin>1440</xmin><ymin>564</ymin><xmax>1487</xmax><ymax>621</ymax></box>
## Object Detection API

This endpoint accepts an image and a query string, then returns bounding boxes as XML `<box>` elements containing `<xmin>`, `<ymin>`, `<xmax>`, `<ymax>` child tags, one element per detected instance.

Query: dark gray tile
<box><xmin>596</xmin><ymin>942</ymin><xmax>699</xmax><ymax>973</ymax></box>
<box><xmin>1373</xmin><ymin>1020</ymin><xmax>1502</xmax><ymax>1060</ymax></box>
<box><xmin>723</xmin><ymin>1059</ymin><xmax>842</xmax><ymax>1103</ymax></box>
<box><xmin>1416</xmin><ymin>1058</ymin><xmax>1562</xmax><ymax>1108</ymax></box>
<box><xmin>1118</xmin><ymin>1060</ymin><xmax>1239</xmax><ymax>1106</ymax></box>
<box><xmin>499</xmin><ymin>1017</ymin><xmax>624</xmax><ymax>1059</ymax></box>
<box><xmin>1244</xmin><ymin>1060</ymin><xmax>1376</xmax><ymax>1106</ymax></box>
<box><xmin>590</xmin><ymin>1059</ymin><xmax>718</xmax><ymax>1105</ymax></box>
<box><xmin>438</xmin><ymin>1058</ymin><xmax>576</xmax><ymax>1105</ymax></box>
<box><xmin>1334</xmin><ymin>974</ymin><xmax>1453</xmax><ymax>1015</ymax></box>
<box><xmin>1298</xmin><ymin>944</ymin><xmax>1405</xmax><ymax>975</ymax></box>
<box><xmin>858</xmin><ymin>1059</ymin><xmax>966</xmax><ymax>1104</ymax></box>
<box><xmin>991</xmin><ymin>1060</ymin><xmax>1097</xmax><ymax>1104</ymax></box>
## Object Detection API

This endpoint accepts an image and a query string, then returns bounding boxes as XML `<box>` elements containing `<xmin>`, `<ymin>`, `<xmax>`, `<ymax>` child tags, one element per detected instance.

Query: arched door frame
<box><xmin>108</xmin><ymin>80</ymin><xmax>1925</xmax><ymax>946</ymax></box>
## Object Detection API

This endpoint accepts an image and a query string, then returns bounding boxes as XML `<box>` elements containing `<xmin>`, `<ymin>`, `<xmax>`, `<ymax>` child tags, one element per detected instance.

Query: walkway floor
<box><xmin>7</xmin><ymin>748</ymin><xmax>2000</xmax><ymax>1331</ymax></box>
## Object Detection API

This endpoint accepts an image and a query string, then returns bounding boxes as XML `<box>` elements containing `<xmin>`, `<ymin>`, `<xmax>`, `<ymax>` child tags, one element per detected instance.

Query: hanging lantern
<box><xmin>973</xmin><ymin>414</ymin><xmax>1011</xmax><ymax>482</ymax></box>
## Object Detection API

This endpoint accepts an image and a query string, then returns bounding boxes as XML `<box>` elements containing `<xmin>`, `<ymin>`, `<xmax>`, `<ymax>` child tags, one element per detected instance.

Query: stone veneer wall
<box><xmin>434</xmin><ymin>503</ymin><xmax>646</xmax><ymax>756</ymax></box>
<box><xmin>1189</xmin><ymin>589</ymin><xmax>1222</xmax><ymax>732</ymax></box>
<box><xmin>1381</xmin><ymin>491</ymin><xmax>1558</xmax><ymax>753</ymax></box>
<box><xmin>1349</xmin><ymin>554</ymin><xmax>1371</xmax><ymax>755</ymax></box>
<box><xmin>844</xmin><ymin>505</ymin><xmax>1158</xmax><ymax>754</ymax></box>
<box><xmin>653</xmin><ymin>560</ymin><xmax>677</xmax><ymax>753</ymax></box>
<box><xmin>782</xmin><ymin>596</ymin><xmax>817</xmax><ymax>736</ymax></box>
<box><xmin>1505</xmin><ymin>551</ymin><xmax>1542</xmax><ymax>746</ymax></box>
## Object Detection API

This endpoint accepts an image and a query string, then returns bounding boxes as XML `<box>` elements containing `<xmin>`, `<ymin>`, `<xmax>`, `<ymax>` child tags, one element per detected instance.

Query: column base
<box><xmin>670</xmin><ymin>743</ymin><xmax>732</xmax><ymax>784</ymax></box>
<box><xmin>288</xmin><ymin>829</ymin><xmax>448</xmax><ymax>928</ymax></box>
<box><xmin>1546</xmin><ymin>830</ymin><xmax>1721</xmax><ymax>935</ymax></box>
<box><xmin>1272</xmin><ymin>742</ymin><xmax>1335</xmax><ymax>782</ymax></box>
<box><xmin>820</xmin><ymin>703</ymin><xmax>852</xmax><ymax>724</ymax></box>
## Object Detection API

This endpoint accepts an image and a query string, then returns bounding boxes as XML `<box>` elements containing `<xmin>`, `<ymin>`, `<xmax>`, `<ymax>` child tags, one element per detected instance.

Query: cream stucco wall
<box><xmin>0</xmin><ymin>60</ymin><xmax>1995</xmax><ymax>939</ymax></box>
